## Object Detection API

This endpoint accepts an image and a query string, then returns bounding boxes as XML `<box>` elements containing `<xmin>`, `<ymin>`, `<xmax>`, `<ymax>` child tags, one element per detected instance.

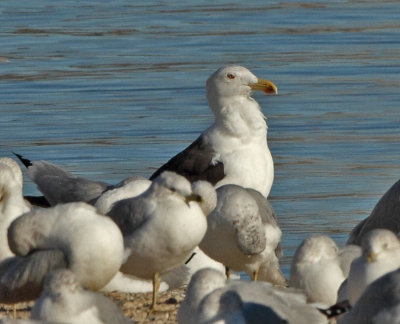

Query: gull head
<box><xmin>293</xmin><ymin>234</ymin><xmax>339</xmax><ymax>263</ymax></box>
<box><xmin>0</xmin><ymin>158</ymin><xmax>23</xmax><ymax>189</ymax></box>
<box><xmin>191</xmin><ymin>180</ymin><xmax>217</xmax><ymax>215</ymax></box>
<box><xmin>206</xmin><ymin>65</ymin><xmax>277</xmax><ymax>102</ymax></box>
<box><xmin>361</xmin><ymin>229</ymin><xmax>400</xmax><ymax>263</ymax></box>
<box><xmin>152</xmin><ymin>171</ymin><xmax>194</xmax><ymax>202</ymax></box>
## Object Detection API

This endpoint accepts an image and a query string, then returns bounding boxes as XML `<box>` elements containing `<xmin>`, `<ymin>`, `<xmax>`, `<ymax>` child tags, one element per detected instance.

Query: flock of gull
<box><xmin>0</xmin><ymin>65</ymin><xmax>399</xmax><ymax>323</ymax></box>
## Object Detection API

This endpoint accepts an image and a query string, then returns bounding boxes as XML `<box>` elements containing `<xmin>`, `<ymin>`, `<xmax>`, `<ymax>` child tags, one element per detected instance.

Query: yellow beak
<box><xmin>185</xmin><ymin>193</ymin><xmax>202</xmax><ymax>205</ymax></box>
<box><xmin>367</xmin><ymin>252</ymin><xmax>377</xmax><ymax>263</ymax></box>
<box><xmin>250</xmin><ymin>78</ymin><xmax>278</xmax><ymax>95</ymax></box>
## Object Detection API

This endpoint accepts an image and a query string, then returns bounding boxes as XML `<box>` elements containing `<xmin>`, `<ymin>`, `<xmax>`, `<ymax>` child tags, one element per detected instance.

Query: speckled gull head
<box><xmin>206</xmin><ymin>65</ymin><xmax>277</xmax><ymax>115</ymax></box>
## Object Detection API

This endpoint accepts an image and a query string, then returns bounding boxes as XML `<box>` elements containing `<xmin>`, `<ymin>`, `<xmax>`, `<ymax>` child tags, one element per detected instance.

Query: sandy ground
<box><xmin>0</xmin><ymin>287</ymin><xmax>186</xmax><ymax>323</ymax></box>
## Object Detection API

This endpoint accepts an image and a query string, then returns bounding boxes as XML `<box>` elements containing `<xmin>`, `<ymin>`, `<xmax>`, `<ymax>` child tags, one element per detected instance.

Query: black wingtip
<box><xmin>318</xmin><ymin>300</ymin><xmax>352</xmax><ymax>318</ymax></box>
<box><xmin>12</xmin><ymin>152</ymin><xmax>32</xmax><ymax>168</ymax></box>
<box><xmin>184</xmin><ymin>252</ymin><xmax>197</xmax><ymax>264</ymax></box>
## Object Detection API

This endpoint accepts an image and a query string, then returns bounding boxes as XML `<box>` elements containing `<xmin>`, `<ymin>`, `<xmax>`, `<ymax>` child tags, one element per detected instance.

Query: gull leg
<box><xmin>150</xmin><ymin>272</ymin><xmax>160</xmax><ymax>311</ymax></box>
<box><xmin>225</xmin><ymin>266</ymin><xmax>231</xmax><ymax>279</ymax></box>
<box><xmin>252</xmin><ymin>268</ymin><xmax>259</xmax><ymax>281</ymax></box>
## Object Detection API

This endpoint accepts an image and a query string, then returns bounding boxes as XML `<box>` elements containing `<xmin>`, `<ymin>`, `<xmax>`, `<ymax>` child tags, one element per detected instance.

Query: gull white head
<box><xmin>150</xmin><ymin>171</ymin><xmax>202</xmax><ymax>205</ymax></box>
<box><xmin>206</xmin><ymin>65</ymin><xmax>277</xmax><ymax>114</ymax></box>
<box><xmin>0</xmin><ymin>158</ymin><xmax>23</xmax><ymax>189</ymax></box>
<box><xmin>294</xmin><ymin>235</ymin><xmax>340</xmax><ymax>263</ymax></box>
<box><xmin>361</xmin><ymin>229</ymin><xmax>400</xmax><ymax>262</ymax></box>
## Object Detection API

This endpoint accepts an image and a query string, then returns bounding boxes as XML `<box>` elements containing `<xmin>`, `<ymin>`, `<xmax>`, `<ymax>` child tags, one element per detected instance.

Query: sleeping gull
<box><xmin>0</xmin><ymin>158</ymin><xmax>31</xmax><ymax>260</ymax></box>
<box><xmin>150</xmin><ymin>65</ymin><xmax>278</xmax><ymax>198</ymax></box>
<box><xmin>107</xmin><ymin>171</ymin><xmax>208</xmax><ymax>310</ymax></box>
<box><xmin>289</xmin><ymin>235</ymin><xmax>346</xmax><ymax>306</ymax></box>
<box><xmin>30</xmin><ymin>269</ymin><xmax>133</xmax><ymax>324</ymax></box>
<box><xmin>347</xmin><ymin>178</ymin><xmax>400</xmax><ymax>245</ymax></box>
<box><xmin>339</xmin><ymin>228</ymin><xmax>400</xmax><ymax>306</ymax></box>
<box><xmin>199</xmin><ymin>184</ymin><xmax>286</xmax><ymax>286</ymax></box>
<box><xmin>0</xmin><ymin>202</ymin><xmax>124</xmax><ymax>303</ymax></box>
<box><xmin>338</xmin><ymin>268</ymin><xmax>400</xmax><ymax>324</ymax></box>
<box><xmin>178</xmin><ymin>268</ymin><xmax>327</xmax><ymax>324</ymax></box>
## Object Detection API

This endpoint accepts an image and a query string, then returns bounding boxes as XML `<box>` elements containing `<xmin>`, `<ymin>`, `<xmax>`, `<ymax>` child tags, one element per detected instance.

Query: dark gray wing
<box><xmin>107</xmin><ymin>196</ymin><xmax>150</xmax><ymax>236</ymax></box>
<box><xmin>150</xmin><ymin>135</ymin><xmax>224</xmax><ymax>185</ymax></box>
<box><xmin>347</xmin><ymin>179</ymin><xmax>400</xmax><ymax>245</ymax></box>
<box><xmin>0</xmin><ymin>250</ymin><xmax>67</xmax><ymax>303</ymax></box>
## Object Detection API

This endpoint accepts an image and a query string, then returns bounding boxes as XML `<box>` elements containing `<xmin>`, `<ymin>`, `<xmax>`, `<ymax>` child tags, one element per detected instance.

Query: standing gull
<box><xmin>107</xmin><ymin>171</ymin><xmax>208</xmax><ymax>310</ymax></box>
<box><xmin>0</xmin><ymin>202</ymin><xmax>124</xmax><ymax>303</ymax></box>
<box><xmin>199</xmin><ymin>184</ymin><xmax>286</xmax><ymax>286</ymax></box>
<box><xmin>150</xmin><ymin>65</ymin><xmax>278</xmax><ymax>197</ymax></box>
<box><xmin>30</xmin><ymin>269</ymin><xmax>133</xmax><ymax>324</ymax></box>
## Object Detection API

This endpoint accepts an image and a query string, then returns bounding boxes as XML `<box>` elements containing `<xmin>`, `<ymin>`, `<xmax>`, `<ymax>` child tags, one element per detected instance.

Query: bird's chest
<box><xmin>212</xmin><ymin>140</ymin><xmax>273</xmax><ymax>196</ymax></box>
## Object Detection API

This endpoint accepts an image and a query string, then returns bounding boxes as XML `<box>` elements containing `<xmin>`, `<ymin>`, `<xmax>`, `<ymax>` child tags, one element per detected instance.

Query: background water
<box><xmin>1</xmin><ymin>1</ymin><xmax>399</xmax><ymax>276</ymax></box>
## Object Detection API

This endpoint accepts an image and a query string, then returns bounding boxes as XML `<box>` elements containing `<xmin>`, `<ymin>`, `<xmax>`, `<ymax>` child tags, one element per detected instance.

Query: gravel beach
<box><xmin>0</xmin><ymin>287</ymin><xmax>186</xmax><ymax>323</ymax></box>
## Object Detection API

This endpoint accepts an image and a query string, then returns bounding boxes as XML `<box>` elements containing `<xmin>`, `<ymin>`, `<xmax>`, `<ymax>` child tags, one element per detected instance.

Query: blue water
<box><xmin>1</xmin><ymin>1</ymin><xmax>400</xmax><ymax>276</ymax></box>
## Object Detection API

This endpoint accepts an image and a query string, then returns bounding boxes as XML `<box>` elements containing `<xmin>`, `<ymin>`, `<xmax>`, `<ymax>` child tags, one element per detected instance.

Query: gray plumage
<box><xmin>0</xmin><ymin>202</ymin><xmax>124</xmax><ymax>303</ymax></box>
<box><xmin>338</xmin><ymin>268</ymin><xmax>400</xmax><ymax>324</ymax></box>
<box><xmin>107</xmin><ymin>196</ymin><xmax>150</xmax><ymax>237</ymax></box>
<box><xmin>179</xmin><ymin>268</ymin><xmax>326</xmax><ymax>324</ymax></box>
<box><xmin>19</xmin><ymin>158</ymin><xmax>109</xmax><ymax>205</ymax></box>
<box><xmin>0</xmin><ymin>250</ymin><xmax>67</xmax><ymax>303</ymax></box>
<box><xmin>200</xmin><ymin>184</ymin><xmax>285</xmax><ymax>284</ymax></box>
<box><xmin>347</xmin><ymin>179</ymin><xmax>400</xmax><ymax>245</ymax></box>
<box><xmin>14</xmin><ymin>154</ymin><xmax>147</xmax><ymax>208</ymax></box>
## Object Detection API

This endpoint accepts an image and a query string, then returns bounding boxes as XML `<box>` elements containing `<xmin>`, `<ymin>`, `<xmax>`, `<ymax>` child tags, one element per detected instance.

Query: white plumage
<box><xmin>0</xmin><ymin>158</ymin><xmax>31</xmax><ymax>260</ymax></box>
<box><xmin>107</xmin><ymin>171</ymin><xmax>208</xmax><ymax>309</ymax></box>
<box><xmin>341</xmin><ymin>229</ymin><xmax>400</xmax><ymax>306</ymax></box>
<box><xmin>289</xmin><ymin>235</ymin><xmax>346</xmax><ymax>306</ymax></box>
<box><xmin>0</xmin><ymin>202</ymin><xmax>124</xmax><ymax>303</ymax></box>
<box><xmin>150</xmin><ymin>65</ymin><xmax>277</xmax><ymax>198</ymax></box>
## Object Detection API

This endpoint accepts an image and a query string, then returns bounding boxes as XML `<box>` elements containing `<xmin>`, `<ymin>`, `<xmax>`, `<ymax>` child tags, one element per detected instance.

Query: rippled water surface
<box><xmin>1</xmin><ymin>0</ymin><xmax>400</xmax><ymax>275</ymax></box>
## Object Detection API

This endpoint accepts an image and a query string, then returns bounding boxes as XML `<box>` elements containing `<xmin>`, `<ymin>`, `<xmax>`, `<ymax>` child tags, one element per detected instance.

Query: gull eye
<box><xmin>226</xmin><ymin>73</ymin><xmax>235</xmax><ymax>80</ymax></box>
